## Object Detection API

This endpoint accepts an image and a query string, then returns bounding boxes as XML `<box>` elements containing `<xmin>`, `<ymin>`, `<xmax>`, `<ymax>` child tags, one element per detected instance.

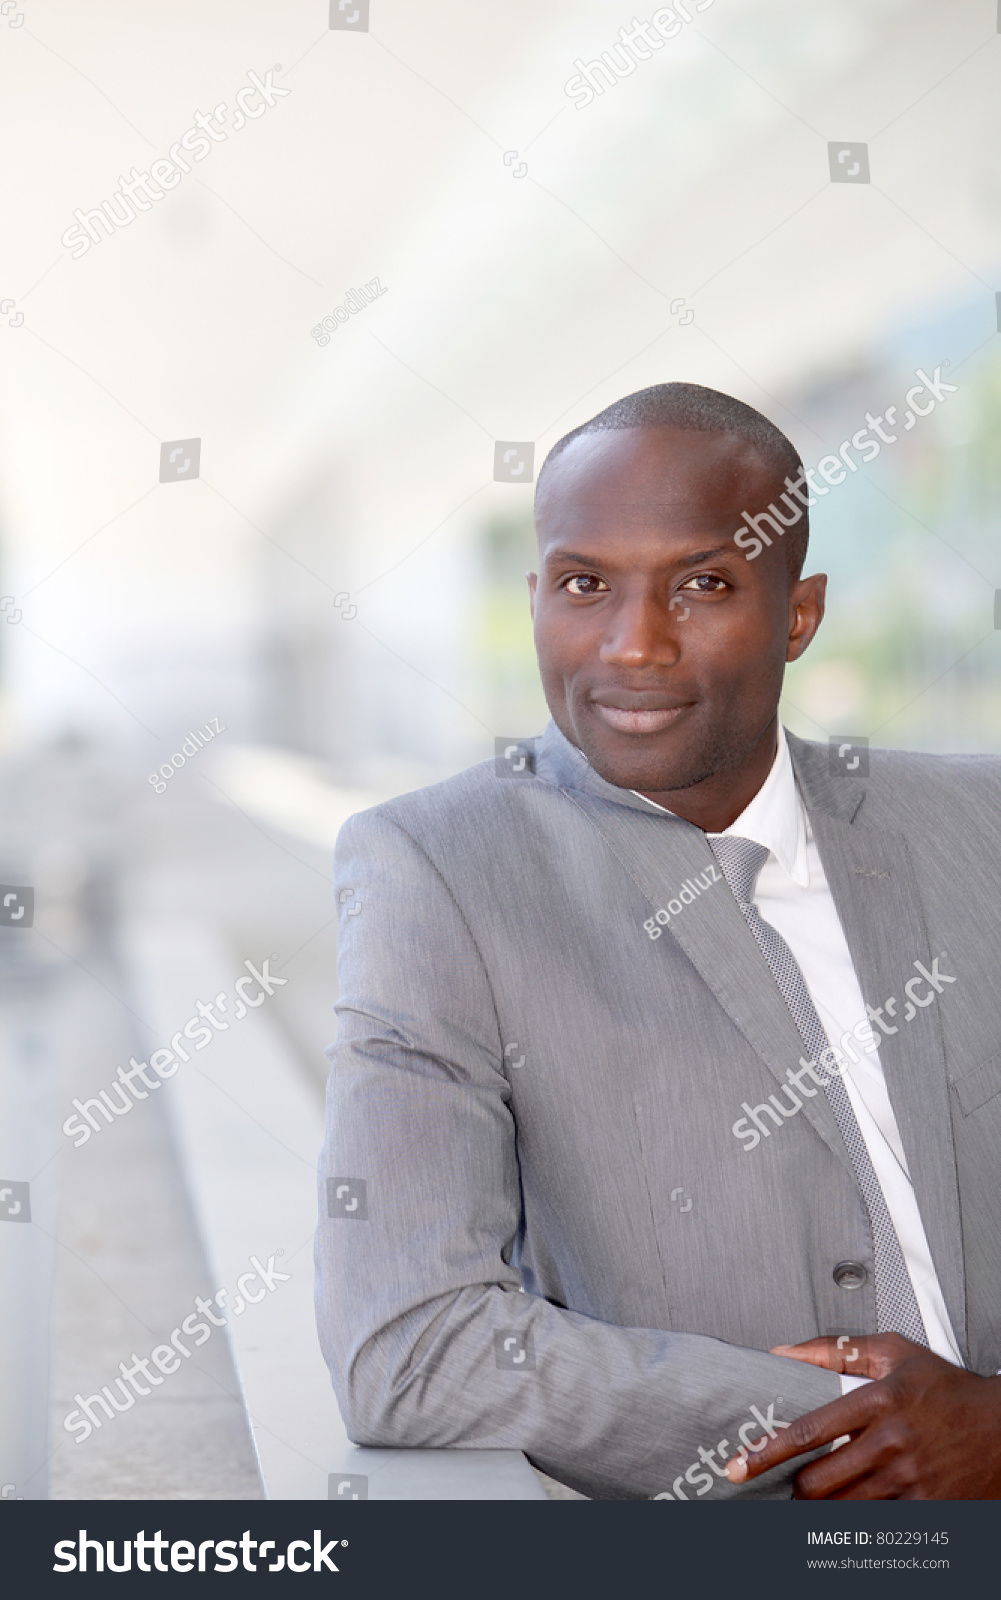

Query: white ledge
<box><xmin>124</xmin><ymin>917</ymin><xmax>545</xmax><ymax>1501</ymax></box>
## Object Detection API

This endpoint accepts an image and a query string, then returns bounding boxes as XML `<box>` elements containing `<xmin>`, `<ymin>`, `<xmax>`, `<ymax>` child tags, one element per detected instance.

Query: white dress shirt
<box><xmin>635</xmin><ymin>725</ymin><xmax>963</xmax><ymax>1384</ymax></box>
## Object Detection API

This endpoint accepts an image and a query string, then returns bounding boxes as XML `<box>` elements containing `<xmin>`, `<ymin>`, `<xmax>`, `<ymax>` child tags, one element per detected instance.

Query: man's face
<box><xmin>529</xmin><ymin>425</ymin><xmax>825</xmax><ymax>799</ymax></box>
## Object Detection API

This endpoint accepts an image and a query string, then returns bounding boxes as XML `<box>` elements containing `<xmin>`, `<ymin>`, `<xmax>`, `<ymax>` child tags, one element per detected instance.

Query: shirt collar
<box><xmin>630</xmin><ymin>723</ymin><xmax>810</xmax><ymax>887</ymax></box>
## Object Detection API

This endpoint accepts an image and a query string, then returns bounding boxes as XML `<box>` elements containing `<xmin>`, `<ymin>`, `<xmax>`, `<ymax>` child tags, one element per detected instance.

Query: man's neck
<box><xmin>636</xmin><ymin>722</ymin><xmax>779</xmax><ymax>834</ymax></box>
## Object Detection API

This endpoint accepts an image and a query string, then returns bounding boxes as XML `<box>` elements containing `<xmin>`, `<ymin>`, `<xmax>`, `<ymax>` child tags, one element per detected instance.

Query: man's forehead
<box><xmin>537</xmin><ymin>425</ymin><xmax>774</xmax><ymax>511</ymax></box>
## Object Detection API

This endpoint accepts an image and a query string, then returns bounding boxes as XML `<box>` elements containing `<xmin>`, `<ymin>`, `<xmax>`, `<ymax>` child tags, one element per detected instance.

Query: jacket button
<box><xmin>833</xmin><ymin>1260</ymin><xmax>868</xmax><ymax>1290</ymax></box>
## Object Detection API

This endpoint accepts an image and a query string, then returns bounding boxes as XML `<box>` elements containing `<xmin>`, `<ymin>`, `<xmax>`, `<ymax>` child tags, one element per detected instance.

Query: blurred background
<box><xmin>0</xmin><ymin>0</ymin><xmax>998</xmax><ymax>1499</ymax></box>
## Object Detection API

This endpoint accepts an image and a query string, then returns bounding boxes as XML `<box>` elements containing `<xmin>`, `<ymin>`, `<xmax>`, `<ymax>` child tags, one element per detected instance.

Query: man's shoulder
<box><xmin>790</xmin><ymin>731</ymin><xmax>1001</xmax><ymax>781</ymax></box>
<box><xmin>336</xmin><ymin>753</ymin><xmax>561</xmax><ymax>858</ymax></box>
<box><xmin>788</xmin><ymin>731</ymin><xmax>1001</xmax><ymax>824</ymax></box>
<box><xmin>873</xmin><ymin>745</ymin><xmax>1001</xmax><ymax>782</ymax></box>
<box><xmin>367</xmin><ymin>757</ymin><xmax>513</xmax><ymax>824</ymax></box>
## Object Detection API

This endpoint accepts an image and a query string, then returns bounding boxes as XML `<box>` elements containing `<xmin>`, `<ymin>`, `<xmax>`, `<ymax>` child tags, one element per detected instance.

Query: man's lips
<box><xmin>589</xmin><ymin>694</ymin><xmax>695</xmax><ymax>735</ymax></box>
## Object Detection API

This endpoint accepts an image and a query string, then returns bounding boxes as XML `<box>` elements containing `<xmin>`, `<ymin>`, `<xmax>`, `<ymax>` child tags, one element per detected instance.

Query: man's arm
<box><xmin>315</xmin><ymin>806</ymin><xmax>841</xmax><ymax>1500</ymax></box>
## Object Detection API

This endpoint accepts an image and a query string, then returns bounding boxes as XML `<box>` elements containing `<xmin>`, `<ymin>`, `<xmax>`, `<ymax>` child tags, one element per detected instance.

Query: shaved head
<box><xmin>537</xmin><ymin>381</ymin><xmax>809</xmax><ymax>576</ymax></box>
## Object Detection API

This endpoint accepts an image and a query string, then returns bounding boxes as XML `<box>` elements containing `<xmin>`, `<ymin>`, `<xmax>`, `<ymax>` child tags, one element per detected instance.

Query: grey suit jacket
<box><xmin>315</xmin><ymin>722</ymin><xmax>1001</xmax><ymax>1499</ymax></box>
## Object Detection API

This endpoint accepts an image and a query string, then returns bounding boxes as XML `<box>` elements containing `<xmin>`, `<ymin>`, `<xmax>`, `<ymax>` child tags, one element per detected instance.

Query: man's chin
<box><xmin>571</xmin><ymin>716</ymin><xmax>708</xmax><ymax>797</ymax></box>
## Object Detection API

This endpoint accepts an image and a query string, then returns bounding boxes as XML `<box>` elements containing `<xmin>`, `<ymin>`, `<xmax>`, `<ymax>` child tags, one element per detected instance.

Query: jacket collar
<box><xmin>534</xmin><ymin>717</ymin><xmax>867</xmax><ymax>831</ymax></box>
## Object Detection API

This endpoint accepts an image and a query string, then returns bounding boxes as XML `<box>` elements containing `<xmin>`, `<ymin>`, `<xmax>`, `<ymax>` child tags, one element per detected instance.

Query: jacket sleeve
<box><xmin>315</xmin><ymin>806</ymin><xmax>840</xmax><ymax>1500</ymax></box>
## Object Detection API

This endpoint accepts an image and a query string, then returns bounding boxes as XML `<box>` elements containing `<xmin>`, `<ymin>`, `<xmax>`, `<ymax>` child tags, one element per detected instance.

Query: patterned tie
<box><xmin>710</xmin><ymin>833</ymin><xmax>928</xmax><ymax>1346</ymax></box>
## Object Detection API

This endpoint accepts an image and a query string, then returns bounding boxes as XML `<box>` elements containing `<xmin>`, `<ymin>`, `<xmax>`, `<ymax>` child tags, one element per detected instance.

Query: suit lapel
<box><xmin>559</xmin><ymin>783</ymin><xmax>854</xmax><ymax>1176</ymax></box>
<box><xmin>792</xmin><ymin>739</ymin><xmax>967</xmax><ymax>1356</ymax></box>
<box><xmin>540</xmin><ymin>719</ymin><xmax>967</xmax><ymax>1350</ymax></box>
<box><xmin>541</xmin><ymin>720</ymin><xmax>968</xmax><ymax>1345</ymax></box>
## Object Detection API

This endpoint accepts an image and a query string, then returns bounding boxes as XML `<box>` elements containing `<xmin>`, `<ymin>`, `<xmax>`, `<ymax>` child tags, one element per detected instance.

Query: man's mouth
<box><xmin>589</xmin><ymin>693</ymin><xmax>695</xmax><ymax>735</ymax></box>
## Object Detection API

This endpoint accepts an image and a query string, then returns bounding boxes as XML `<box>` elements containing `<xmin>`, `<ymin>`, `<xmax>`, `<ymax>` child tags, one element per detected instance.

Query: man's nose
<box><xmin>599</xmin><ymin>593</ymin><xmax>682</xmax><ymax>666</ymax></box>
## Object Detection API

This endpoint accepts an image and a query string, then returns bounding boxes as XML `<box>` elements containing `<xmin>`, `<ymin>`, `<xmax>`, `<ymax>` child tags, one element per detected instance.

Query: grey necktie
<box><xmin>710</xmin><ymin>833</ymin><xmax>928</xmax><ymax>1346</ymax></box>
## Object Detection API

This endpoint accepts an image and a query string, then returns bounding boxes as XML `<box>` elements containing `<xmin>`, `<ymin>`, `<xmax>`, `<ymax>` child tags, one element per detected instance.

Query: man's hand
<box><xmin>725</xmin><ymin>1341</ymin><xmax>1001</xmax><ymax>1498</ymax></box>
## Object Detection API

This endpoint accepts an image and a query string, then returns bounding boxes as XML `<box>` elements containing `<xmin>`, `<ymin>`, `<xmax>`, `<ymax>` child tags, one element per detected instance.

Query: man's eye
<box><xmin>563</xmin><ymin>574</ymin><xmax>609</xmax><ymax>596</ymax></box>
<box><xmin>679</xmin><ymin>574</ymin><xmax>728</xmax><ymax>594</ymax></box>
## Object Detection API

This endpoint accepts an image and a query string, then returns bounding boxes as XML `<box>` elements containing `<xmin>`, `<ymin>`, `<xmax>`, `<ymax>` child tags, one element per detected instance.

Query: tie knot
<box><xmin>709</xmin><ymin>834</ymin><xmax>770</xmax><ymax>906</ymax></box>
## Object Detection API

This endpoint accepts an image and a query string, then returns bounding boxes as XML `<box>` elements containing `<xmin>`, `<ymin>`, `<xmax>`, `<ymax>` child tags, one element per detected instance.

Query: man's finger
<box><xmin>770</xmin><ymin>1336</ymin><xmax>865</xmax><ymax>1373</ymax></box>
<box><xmin>725</xmin><ymin>1387</ymin><xmax>879</xmax><ymax>1484</ymax></box>
<box><xmin>815</xmin><ymin>1471</ymin><xmax>903</xmax><ymax>1501</ymax></box>
<box><xmin>792</xmin><ymin>1428</ymin><xmax>893</xmax><ymax>1500</ymax></box>
<box><xmin>770</xmin><ymin>1333</ymin><xmax>916</xmax><ymax>1380</ymax></box>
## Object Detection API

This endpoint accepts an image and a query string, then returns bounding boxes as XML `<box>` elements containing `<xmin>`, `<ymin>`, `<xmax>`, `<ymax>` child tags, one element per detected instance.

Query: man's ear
<box><xmin>527</xmin><ymin>571</ymin><xmax>538</xmax><ymax>620</ymax></box>
<box><xmin>786</xmin><ymin>571</ymin><xmax>827</xmax><ymax>663</ymax></box>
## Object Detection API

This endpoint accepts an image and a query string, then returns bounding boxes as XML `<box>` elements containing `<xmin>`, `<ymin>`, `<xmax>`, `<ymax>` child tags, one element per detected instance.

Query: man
<box><xmin>316</xmin><ymin>382</ymin><xmax>1001</xmax><ymax>1500</ymax></box>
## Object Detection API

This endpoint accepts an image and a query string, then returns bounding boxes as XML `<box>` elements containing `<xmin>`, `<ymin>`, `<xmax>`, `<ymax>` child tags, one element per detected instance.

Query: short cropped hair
<box><xmin>536</xmin><ymin>382</ymin><xmax>809</xmax><ymax>575</ymax></box>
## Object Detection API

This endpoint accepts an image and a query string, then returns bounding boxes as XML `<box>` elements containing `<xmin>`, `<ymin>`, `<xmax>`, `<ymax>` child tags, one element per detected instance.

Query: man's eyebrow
<box><xmin>543</xmin><ymin>543</ymin><xmax>735</xmax><ymax>568</ymax></box>
<box><xmin>542</xmin><ymin>549</ymin><xmax>606</xmax><ymax>567</ymax></box>
<box><xmin>676</xmin><ymin>544</ymin><xmax>734</xmax><ymax>565</ymax></box>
